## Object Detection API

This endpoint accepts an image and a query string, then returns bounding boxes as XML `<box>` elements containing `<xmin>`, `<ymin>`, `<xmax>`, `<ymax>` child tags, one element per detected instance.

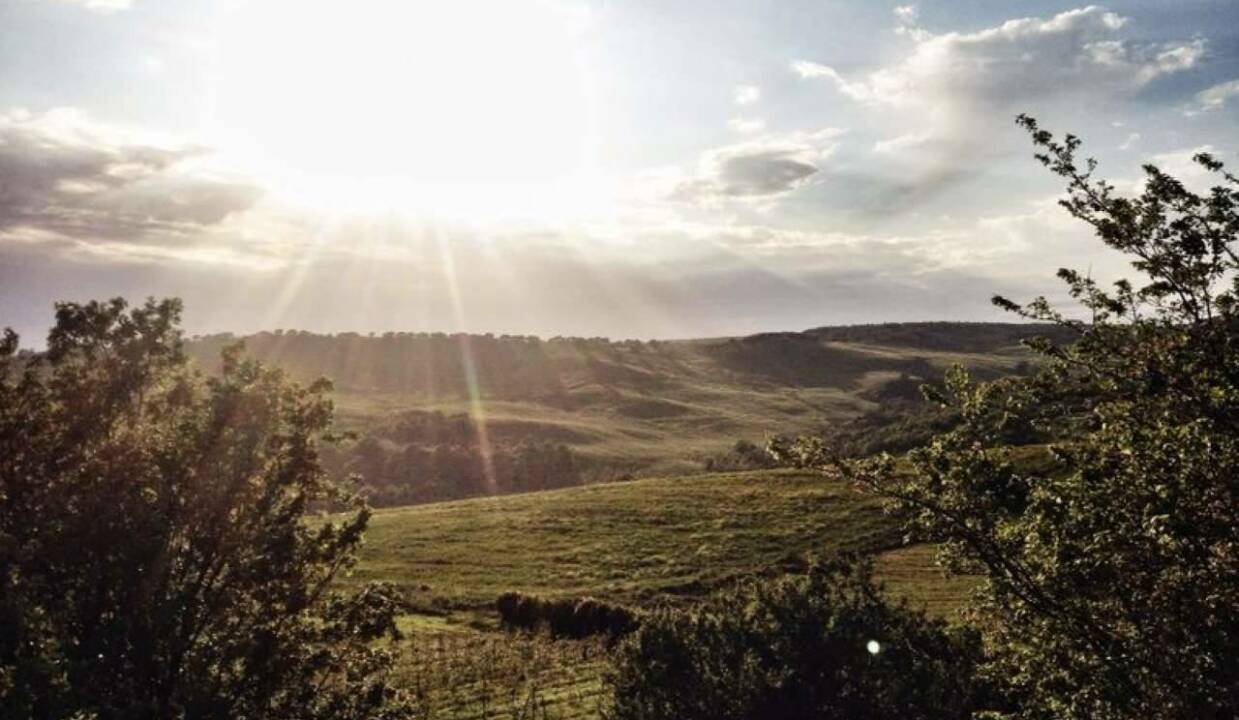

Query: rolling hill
<box><xmin>347</xmin><ymin>469</ymin><xmax>979</xmax><ymax>720</ymax></box>
<box><xmin>186</xmin><ymin>322</ymin><xmax>1070</xmax><ymax>501</ymax></box>
<box><xmin>184</xmin><ymin>324</ymin><xmax>1033</xmax><ymax>718</ymax></box>
<box><xmin>347</xmin><ymin>468</ymin><xmax>974</xmax><ymax>616</ymax></box>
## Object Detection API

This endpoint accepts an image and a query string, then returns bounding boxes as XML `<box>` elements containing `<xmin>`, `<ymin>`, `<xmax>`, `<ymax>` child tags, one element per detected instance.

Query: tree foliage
<box><xmin>334</xmin><ymin>415</ymin><xmax>584</xmax><ymax>507</ymax></box>
<box><xmin>0</xmin><ymin>298</ymin><xmax>412</xmax><ymax>719</ymax></box>
<box><xmin>495</xmin><ymin>592</ymin><xmax>639</xmax><ymax>640</ymax></box>
<box><xmin>606</xmin><ymin>560</ymin><xmax>986</xmax><ymax>720</ymax></box>
<box><xmin>782</xmin><ymin>117</ymin><xmax>1239</xmax><ymax>718</ymax></box>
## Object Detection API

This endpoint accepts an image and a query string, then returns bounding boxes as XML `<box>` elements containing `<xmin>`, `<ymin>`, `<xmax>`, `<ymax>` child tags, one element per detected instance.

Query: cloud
<box><xmin>792</xmin><ymin>6</ymin><xmax>1212</xmax><ymax>210</ymax></box>
<box><xmin>873</xmin><ymin>131</ymin><xmax>933</xmax><ymax>154</ymax></box>
<box><xmin>892</xmin><ymin>4</ymin><xmax>931</xmax><ymax>42</ymax></box>
<box><xmin>53</xmin><ymin>0</ymin><xmax>133</xmax><ymax>12</ymax></box>
<box><xmin>794</xmin><ymin>6</ymin><xmax>1203</xmax><ymax>111</ymax></box>
<box><xmin>728</xmin><ymin>117</ymin><xmax>766</xmax><ymax>134</ymax></box>
<box><xmin>670</xmin><ymin>128</ymin><xmax>843</xmax><ymax>205</ymax></box>
<box><xmin>733</xmin><ymin>85</ymin><xmax>761</xmax><ymax>106</ymax></box>
<box><xmin>0</xmin><ymin>109</ymin><xmax>263</xmax><ymax>250</ymax></box>
<box><xmin>1191</xmin><ymin>79</ymin><xmax>1239</xmax><ymax>113</ymax></box>
<box><xmin>791</xmin><ymin>61</ymin><xmax>876</xmax><ymax>103</ymax></box>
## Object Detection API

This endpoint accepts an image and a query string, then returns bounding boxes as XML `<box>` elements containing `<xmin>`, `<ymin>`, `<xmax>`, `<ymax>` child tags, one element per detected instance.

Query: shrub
<box><xmin>514</xmin><ymin>594</ymin><xmax>547</xmax><ymax>631</ymax></box>
<box><xmin>599</xmin><ymin>603</ymin><xmax>639</xmax><ymax>638</ymax></box>
<box><xmin>495</xmin><ymin>592</ymin><xmax>640</xmax><ymax>640</ymax></box>
<box><xmin>606</xmin><ymin>559</ymin><xmax>986</xmax><ymax>720</ymax></box>
<box><xmin>546</xmin><ymin>598</ymin><xmax>579</xmax><ymax>638</ymax></box>
<box><xmin>572</xmin><ymin>598</ymin><xmax>607</xmax><ymax>636</ymax></box>
<box><xmin>496</xmin><ymin>592</ymin><xmax>522</xmax><ymax>627</ymax></box>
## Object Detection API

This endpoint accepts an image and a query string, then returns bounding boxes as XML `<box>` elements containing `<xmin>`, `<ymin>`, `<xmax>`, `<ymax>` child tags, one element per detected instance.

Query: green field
<box><xmin>351</xmin><ymin>469</ymin><xmax>904</xmax><ymax>607</ymax></box>
<box><xmin>350</xmin><ymin>469</ymin><xmax>979</xmax><ymax>719</ymax></box>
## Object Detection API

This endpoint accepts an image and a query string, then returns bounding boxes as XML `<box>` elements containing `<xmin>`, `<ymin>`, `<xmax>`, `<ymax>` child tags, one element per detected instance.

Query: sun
<box><xmin>207</xmin><ymin>0</ymin><xmax>599</xmax><ymax>219</ymax></box>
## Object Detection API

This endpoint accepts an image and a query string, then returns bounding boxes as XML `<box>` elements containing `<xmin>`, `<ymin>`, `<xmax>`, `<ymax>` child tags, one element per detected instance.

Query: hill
<box><xmin>187</xmin><ymin>322</ymin><xmax>1069</xmax><ymax>505</ymax></box>
<box><xmin>349</xmin><ymin>469</ymin><xmax>903</xmax><ymax>608</ymax></box>
<box><xmin>350</xmin><ymin>469</ymin><xmax>978</xmax><ymax>719</ymax></box>
<box><xmin>348</xmin><ymin>468</ymin><xmax>977</xmax><ymax>617</ymax></box>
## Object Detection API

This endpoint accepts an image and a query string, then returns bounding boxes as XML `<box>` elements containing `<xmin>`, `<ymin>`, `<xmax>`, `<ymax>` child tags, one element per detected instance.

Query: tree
<box><xmin>781</xmin><ymin>117</ymin><xmax>1238</xmax><ymax>718</ymax></box>
<box><xmin>0</xmin><ymin>298</ymin><xmax>412</xmax><ymax>719</ymax></box>
<box><xmin>606</xmin><ymin>559</ymin><xmax>986</xmax><ymax>720</ymax></box>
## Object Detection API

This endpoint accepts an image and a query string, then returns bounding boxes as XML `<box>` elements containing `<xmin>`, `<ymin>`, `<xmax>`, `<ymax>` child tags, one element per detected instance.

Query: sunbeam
<box><xmin>433</xmin><ymin>225</ymin><xmax>498</xmax><ymax>493</ymax></box>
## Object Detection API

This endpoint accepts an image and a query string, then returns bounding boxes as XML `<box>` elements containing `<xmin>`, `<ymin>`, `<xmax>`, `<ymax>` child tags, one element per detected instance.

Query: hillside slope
<box><xmin>347</xmin><ymin>469</ymin><xmax>972</xmax><ymax>615</ymax></box>
<box><xmin>186</xmin><ymin>322</ymin><xmax>1069</xmax><ymax>499</ymax></box>
<box><xmin>350</xmin><ymin>471</ymin><xmax>979</xmax><ymax>720</ymax></box>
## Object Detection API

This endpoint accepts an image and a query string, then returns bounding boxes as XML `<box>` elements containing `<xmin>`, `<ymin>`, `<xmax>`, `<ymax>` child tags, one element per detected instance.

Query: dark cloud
<box><xmin>670</xmin><ymin>129</ymin><xmax>842</xmax><ymax>205</ymax></box>
<box><xmin>713</xmin><ymin>149</ymin><xmax>818</xmax><ymax>196</ymax></box>
<box><xmin>0</xmin><ymin>111</ymin><xmax>262</xmax><ymax>244</ymax></box>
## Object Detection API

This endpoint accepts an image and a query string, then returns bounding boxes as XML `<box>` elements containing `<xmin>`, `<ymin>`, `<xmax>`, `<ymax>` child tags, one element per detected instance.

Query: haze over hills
<box><xmin>185</xmin><ymin>322</ymin><xmax>1072</xmax><ymax>503</ymax></box>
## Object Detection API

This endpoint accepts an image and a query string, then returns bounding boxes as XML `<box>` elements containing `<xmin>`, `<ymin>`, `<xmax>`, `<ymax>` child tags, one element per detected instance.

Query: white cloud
<box><xmin>728</xmin><ymin>117</ymin><xmax>767</xmax><ymax>134</ymax></box>
<box><xmin>794</xmin><ymin>7</ymin><xmax>1202</xmax><ymax>110</ymax></box>
<box><xmin>733</xmin><ymin>84</ymin><xmax>761</xmax><ymax>106</ymax></box>
<box><xmin>873</xmin><ymin>131</ymin><xmax>934</xmax><ymax>154</ymax></box>
<box><xmin>893</xmin><ymin>4</ymin><xmax>931</xmax><ymax>42</ymax></box>
<box><xmin>893</xmin><ymin>5</ymin><xmax>918</xmax><ymax>26</ymax></box>
<box><xmin>790</xmin><ymin>61</ymin><xmax>876</xmax><ymax>103</ymax></box>
<box><xmin>791</xmin><ymin>5</ymin><xmax>1212</xmax><ymax>207</ymax></box>
<box><xmin>1118</xmin><ymin>132</ymin><xmax>1141</xmax><ymax>150</ymax></box>
<box><xmin>54</xmin><ymin>0</ymin><xmax>133</xmax><ymax>13</ymax></box>
<box><xmin>1136</xmin><ymin>39</ymin><xmax>1206</xmax><ymax>84</ymax></box>
<box><xmin>1192</xmin><ymin>79</ymin><xmax>1239</xmax><ymax>112</ymax></box>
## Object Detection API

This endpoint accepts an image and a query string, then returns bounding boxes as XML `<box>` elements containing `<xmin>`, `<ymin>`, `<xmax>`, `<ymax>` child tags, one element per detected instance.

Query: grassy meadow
<box><xmin>349</xmin><ymin>469</ymin><xmax>904</xmax><ymax>608</ymax></box>
<box><xmin>346</xmin><ymin>469</ymin><xmax>980</xmax><ymax>719</ymax></box>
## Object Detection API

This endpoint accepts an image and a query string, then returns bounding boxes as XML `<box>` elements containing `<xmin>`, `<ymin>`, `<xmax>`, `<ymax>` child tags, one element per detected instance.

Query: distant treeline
<box><xmin>806</xmin><ymin>321</ymin><xmax>1076</xmax><ymax>353</ymax></box>
<box><xmin>325</xmin><ymin>410</ymin><xmax>584</xmax><ymax>506</ymax></box>
<box><xmin>187</xmin><ymin>329</ymin><xmax>672</xmax><ymax>399</ymax></box>
<box><xmin>184</xmin><ymin>322</ymin><xmax>1063</xmax><ymax>398</ymax></box>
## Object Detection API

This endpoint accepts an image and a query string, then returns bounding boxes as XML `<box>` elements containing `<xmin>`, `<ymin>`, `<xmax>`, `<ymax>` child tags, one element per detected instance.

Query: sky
<box><xmin>1</xmin><ymin>0</ymin><xmax>1237</xmax><ymax>342</ymax></box>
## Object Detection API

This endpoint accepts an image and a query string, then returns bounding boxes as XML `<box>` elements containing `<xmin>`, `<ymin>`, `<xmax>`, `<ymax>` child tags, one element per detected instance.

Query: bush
<box><xmin>598</xmin><ymin>602</ymin><xmax>639</xmax><ymax>638</ymax></box>
<box><xmin>515</xmin><ymin>595</ymin><xmax>547</xmax><ymax>630</ymax></box>
<box><xmin>496</xmin><ymin>592</ymin><xmax>523</xmax><ymax>627</ymax></box>
<box><xmin>572</xmin><ymin>598</ymin><xmax>607</xmax><ymax>636</ymax></box>
<box><xmin>496</xmin><ymin>592</ymin><xmax>639</xmax><ymax>640</ymax></box>
<box><xmin>546</xmin><ymin>598</ymin><xmax>579</xmax><ymax>637</ymax></box>
<box><xmin>606</xmin><ymin>559</ymin><xmax>986</xmax><ymax>720</ymax></box>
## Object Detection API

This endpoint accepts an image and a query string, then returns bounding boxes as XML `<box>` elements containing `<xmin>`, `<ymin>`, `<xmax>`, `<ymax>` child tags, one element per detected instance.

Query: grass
<box><xmin>874</xmin><ymin>544</ymin><xmax>982</xmax><ymax>618</ymax></box>
<box><xmin>348</xmin><ymin>469</ymin><xmax>904</xmax><ymax>610</ymax></box>
<box><xmin>392</xmin><ymin>617</ymin><xmax>610</xmax><ymax>720</ymax></box>
<box><xmin>350</xmin><ymin>468</ymin><xmax>980</xmax><ymax>719</ymax></box>
<box><xmin>332</xmin><ymin>377</ymin><xmax>873</xmax><ymax>478</ymax></box>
